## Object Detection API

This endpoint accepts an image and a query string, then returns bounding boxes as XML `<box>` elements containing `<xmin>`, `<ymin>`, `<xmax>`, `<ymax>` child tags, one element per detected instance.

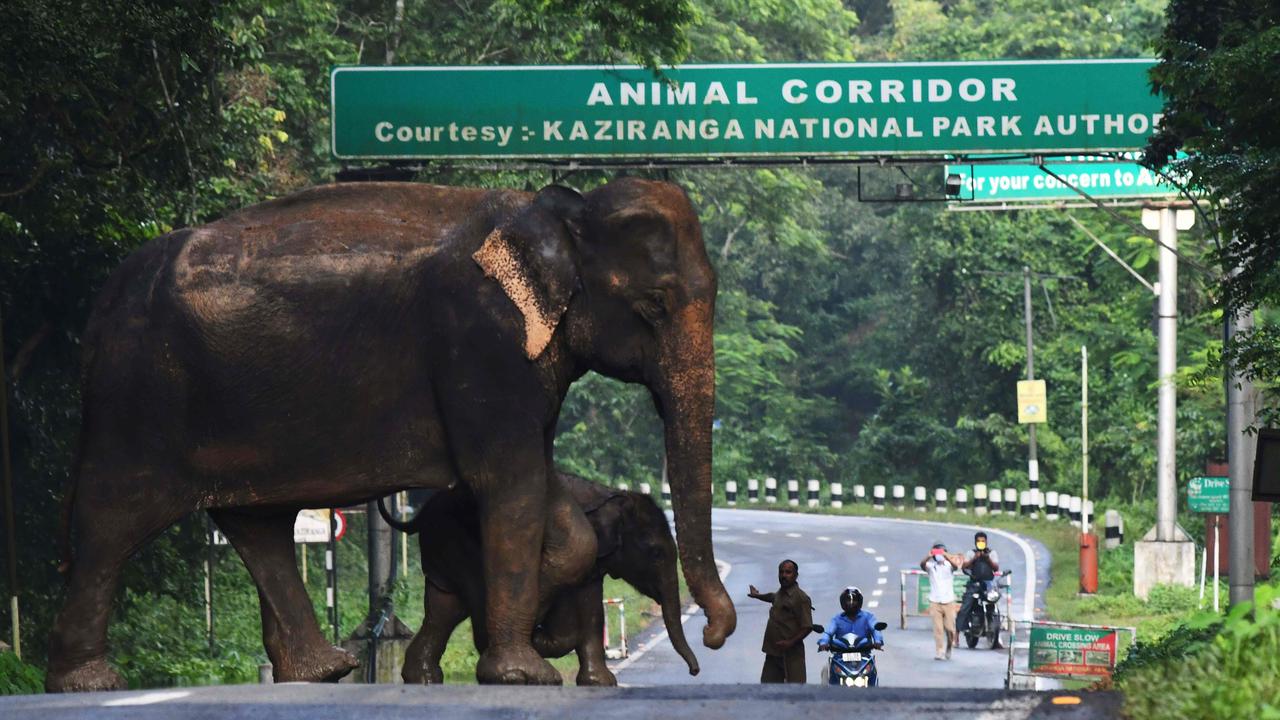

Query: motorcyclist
<box><xmin>817</xmin><ymin>586</ymin><xmax>885</xmax><ymax>654</ymax></box>
<box><xmin>956</xmin><ymin>531</ymin><xmax>1001</xmax><ymax>645</ymax></box>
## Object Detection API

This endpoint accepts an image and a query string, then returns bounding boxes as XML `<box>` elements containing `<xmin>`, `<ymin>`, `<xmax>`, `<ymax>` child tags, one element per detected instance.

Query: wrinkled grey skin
<box><xmin>385</xmin><ymin>473</ymin><xmax>699</xmax><ymax>686</ymax></box>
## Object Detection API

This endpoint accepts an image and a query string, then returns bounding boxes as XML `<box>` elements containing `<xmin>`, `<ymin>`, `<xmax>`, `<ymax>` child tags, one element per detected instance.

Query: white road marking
<box><xmin>875</xmin><ymin>556</ymin><xmax>886</xmax><ymax>562</ymax></box>
<box><xmin>872</xmin><ymin>589</ymin><xmax>883</xmax><ymax>597</ymax></box>
<box><xmin>753</xmin><ymin>529</ymin><xmax>769</xmax><ymax>534</ymax></box>
<box><xmin>842</xmin><ymin>540</ymin><xmax>856</xmax><ymax>547</ymax></box>
<box><xmin>712</xmin><ymin>526</ymin><xmax>729</xmax><ymax>531</ymax></box>
<box><xmin>102</xmin><ymin>691</ymin><xmax>191</xmax><ymax>707</ymax></box>
<box><xmin>878</xmin><ymin>565</ymin><xmax>889</xmax><ymax>572</ymax></box>
<box><xmin>863</xmin><ymin>547</ymin><xmax>876</xmax><ymax>554</ymax></box>
<box><xmin>876</xmin><ymin>577</ymin><xmax>887</xmax><ymax>585</ymax></box>
<box><xmin>817</xmin><ymin>536</ymin><xmax>830</xmax><ymax>542</ymax></box>
<box><xmin>785</xmin><ymin>532</ymin><xmax>802</xmax><ymax>538</ymax></box>
<box><xmin>868</xmin><ymin>601</ymin><xmax>879</xmax><ymax>608</ymax></box>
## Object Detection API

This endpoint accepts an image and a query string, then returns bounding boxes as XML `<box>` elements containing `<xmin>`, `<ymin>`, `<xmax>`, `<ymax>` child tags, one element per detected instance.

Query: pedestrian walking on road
<box><xmin>748</xmin><ymin>559</ymin><xmax>814</xmax><ymax>683</ymax></box>
<box><xmin>920</xmin><ymin>542</ymin><xmax>962</xmax><ymax>660</ymax></box>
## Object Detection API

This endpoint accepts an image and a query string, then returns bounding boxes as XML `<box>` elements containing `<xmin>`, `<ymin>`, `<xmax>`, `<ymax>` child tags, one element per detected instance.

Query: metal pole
<box><xmin>1213</xmin><ymin>516</ymin><xmax>1220</xmax><ymax>612</ymax></box>
<box><xmin>368</xmin><ymin>500</ymin><xmax>392</xmax><ymax>612</ymax></box>
<box><xmin>0</xmin><ymin>309</ymin><xmax>19</xmax><ymax>658</ymax></box>
<box><xmin>328</xmin><ymin>509</ymin><xmax>338</xmax><ymax>642</ymax></box>
<box><xmin>1023</xmin><ymin>267</ymin><xmax>1039</xmax><ymax>493</ymax></box>
<box><xmin>1081</xmin><ymin>346</ymin><xmax>1089</xmax><ymax>536</ymax></box>
<box><xmin>1155</xmin><ymin>208</ymin><xmax>1177</xmax><ymax>541</ymax></box>
<box><xmin>1227</xmin><ymin>271</ymin><xmax>1256</xmax><ymax>607</ymax></box>
<box><xmin>206</xmin><ymin>516</ymin><xmax>215</xmax><ymax>654</ymax></box>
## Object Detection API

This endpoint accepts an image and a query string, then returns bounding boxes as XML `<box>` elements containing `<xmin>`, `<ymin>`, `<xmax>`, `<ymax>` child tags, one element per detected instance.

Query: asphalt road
<box><xmin>612</xmin><ymin>507</ymin><xmax>1053</xmax><ymax>688</ymax></box>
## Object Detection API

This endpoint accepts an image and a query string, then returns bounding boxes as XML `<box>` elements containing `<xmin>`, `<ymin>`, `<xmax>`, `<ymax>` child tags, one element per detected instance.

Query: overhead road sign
<box><xmin>946</xmin><ymin>154</ymin><xmax>1181</xmax><ymax>203</ymax></box>
<box><xmin>330</xmin><ymin>60</ymin><xmax>1161</xmax><ymax>161</ymax></box>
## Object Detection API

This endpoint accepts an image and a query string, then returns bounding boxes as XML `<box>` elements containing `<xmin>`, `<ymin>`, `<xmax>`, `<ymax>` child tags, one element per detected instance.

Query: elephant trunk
<box><xmin>655</xmin><ymin>300</ymin><xmax>736</xmax><ymax>650</ymax></box>
<box><xmin>658</xmin><ymin>572</ymin><xmax>700</xmax><ymax>675</ymax></box>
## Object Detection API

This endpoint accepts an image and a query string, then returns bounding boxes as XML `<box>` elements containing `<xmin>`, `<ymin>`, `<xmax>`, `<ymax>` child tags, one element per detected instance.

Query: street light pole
<box><xmin>1023</xmin><ymin>267</ymin><xmax>1039</xmax><ymax>496</ymax></box>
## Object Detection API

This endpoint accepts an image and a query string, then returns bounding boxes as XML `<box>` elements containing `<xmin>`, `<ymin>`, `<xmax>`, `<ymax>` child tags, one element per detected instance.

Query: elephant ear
<box><xmin>473</xmin><ymin>185</ymin><xmax>585</xmax><ymax>360</ymax></box>
<box><xmin>584</xmin><ymin>494</ymin><xmax>628</xmax><ymax>561</ymax></box>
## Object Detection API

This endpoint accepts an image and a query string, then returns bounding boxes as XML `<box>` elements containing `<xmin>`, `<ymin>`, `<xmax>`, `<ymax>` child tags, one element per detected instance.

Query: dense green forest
<box><xmin>1</xmin><ymin>0</ymin><xmax>1275</xmax><ymax>681</ymax></box>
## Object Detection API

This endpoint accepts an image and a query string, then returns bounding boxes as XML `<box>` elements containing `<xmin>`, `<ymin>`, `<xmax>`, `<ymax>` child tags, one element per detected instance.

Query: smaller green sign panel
<box><xmin>1029</xmin><ymin>625</ymin><xmax>1118</xmax><ymax>677</ymax></box>
<box><xmin>945</xmin><ymin>154</ymin><xmax>1180</xmax><ymax>203</ymax></box>
<box><xmin>1188</xmin><ymin>476</ymin><xmax>1230</xmax><ymax>513</ymax></box>
<box><xmin>917</xmin><ymin>574</ymin><xmax>972</xmax><ymax>613</ymax></box>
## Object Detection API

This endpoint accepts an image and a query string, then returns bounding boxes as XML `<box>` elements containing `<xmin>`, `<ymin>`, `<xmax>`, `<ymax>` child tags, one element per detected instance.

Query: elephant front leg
<box><xmin>569</xmin><ymin>581</ymin><xmax>617</xmax><ymax>687</ymax></box>
<box><xmin>473</xmin><ymin>483</ymin><xmax>563</xmax><ymax>685</ymax></box>
<box><xmin>209</xmin><ymin>509</ymin><xmax>358</xmax><ymax>682</ymax></box>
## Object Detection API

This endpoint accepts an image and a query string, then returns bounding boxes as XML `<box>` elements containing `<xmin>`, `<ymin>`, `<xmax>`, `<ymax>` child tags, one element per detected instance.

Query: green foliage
<box><xmin>1118</xmin><ymin>584</ymin><xmax>1280</xmax><ymax>719</ymax></box>
<box><xmin>0</xmin><ymin>652</ymin><xmax>44</xmax><ymax>695</ymax></box>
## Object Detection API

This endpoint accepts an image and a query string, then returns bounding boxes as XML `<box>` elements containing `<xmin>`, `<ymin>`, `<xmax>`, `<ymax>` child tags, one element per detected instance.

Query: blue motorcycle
<box><xmin>814</xmin><ymin>621</ymin><xmax>888</xmax><ymax>688</ymax></box>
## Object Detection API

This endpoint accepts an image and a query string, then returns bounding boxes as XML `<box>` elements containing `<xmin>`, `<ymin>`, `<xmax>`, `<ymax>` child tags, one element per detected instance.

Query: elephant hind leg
<box><xmin>403</xmin><ymin>584</ymin><xmax>467</xmax><ymax>684</ymax></box>
<box><xmin>209</xmin><ymin>509</ymin><xmax>358</xmax><ymax>683</ymax></box>
<box><xmin>46</xmin><ymin>468</ymin><xmax>188</xmax><ymax>692</ymax></box>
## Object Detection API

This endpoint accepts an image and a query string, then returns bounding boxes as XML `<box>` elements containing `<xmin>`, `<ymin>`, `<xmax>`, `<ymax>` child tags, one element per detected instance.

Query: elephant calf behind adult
<box><xmin>389</xmin><ymin>473</ymin><xmax>699</xmax><ymax>686</ymax></box>
<box><xmin>45</xmin><ymin>178</ymin><xmax>734</xmax><ymax>692</ymax></box>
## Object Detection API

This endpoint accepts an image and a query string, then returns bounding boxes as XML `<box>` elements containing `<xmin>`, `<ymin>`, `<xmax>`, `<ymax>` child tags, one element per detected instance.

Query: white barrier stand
<box><xmin>1045</xmin><ymin>490</ymin><xmax>1060</xmax><ymax>520</ymax></box>
<box><xmin>787</xmin><ymin>479</ymin><xmax>800</xmax><ymax>507</ymax></box>
<box><xmin>988</xmin><ymin>486</ymin><xmax>1002</xmax><ymax>515</ymax></box>
<box><xmin>1019</xmin><ymin>490</ymin><xmax>1032</xmax><ymax>516</ymax></box>
<box><xmin>1058</xmin><ymin>493</ymin><xmax>1072</xmax><ymax>522</ymax></box>
<box><xmin>893</xmin><ymin>484</ymin><xmax>906</xmax><ymax>511</ymax></box>
<box><xmin>1105</xmin><ymin>509</ymin><xmax>1124</xmax><ymax>548</ymax></box>
<box><xmin>830</xmin><ymin>482</ymin><xmax>844</xmax><ymax>509</ymax></box>
<box><xmin>935</xmin><ymin>488</ymin><xmax>948</xmax><ymax>513</ymax></box>
<box><xmin>661</xmin><ymin>482</ymin><xmax>672</xmax><ymax>507</ymax></box>
<box><xmin>617</xmin><ymin>481</ymin><xmax>629</xmax><ymax>492</ymax></box>
<box><xmin>725</xmin><ymin>480</ymin><xmax>738</xmax><ymax>506</ymax></box>
<box><xmin>873</xmin><ymin>485</ymin><xmax>886</xmax><ymax>511</ymax></box>
<box><xmin>1084</xmin><ymin>499</ymin><xmax>1095</xmax><ymax>529</ymax></box>
<box><xmin>854</xmin><ymin>484</ymin><xmax>866</xmax><ymax>504</ymax></box>
<box><xmin>765</xmin><ymin>477</ymin><xmax>778</xmax><ymax>504</ymax></box>
<box><xmin>807</xmin><ymin>479</ymin><xmax>820</xmax><ymax>508</ymax></box>
<box><xmin>1030</xmin><ymin>488</ymin><xmax>1043</xmax><ymax>519</ymax></box>
<box><xmin>973</xmin><ymin>484</ymin><xmax>988</xmax><ymax>516</ymax></box>
<box><xmin>748</xmin><ymin>478</ymin><xmax>760</xmax><ymax>503</ymax></box>
<box><xmin>913</xmin><ymin>486</ymin><xmax>927</xmax><ymax>512</ymax></box>
<box><xmin>640</xmin><ymin>482</ymin><xmax>652</xmax><ymax>496</ymax></box>
<box><xmin>1069</xmin><ymin>496</ymin><xmax>1082</xmax><ymax>527</ymax></box>
<box><xmin>1004</xmin><ymin>487</ymin><xmax>1018</xmax><ymax>514</ymax></box>
<box><xmin>956</xmin><ymin>487</ymin><xmax>969</xmax><ymax>514</ymax></box>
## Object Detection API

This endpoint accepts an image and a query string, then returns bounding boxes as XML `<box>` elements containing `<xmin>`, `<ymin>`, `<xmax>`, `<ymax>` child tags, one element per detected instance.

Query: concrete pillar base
<box><xmin>340</xmin><ymin>612</ymin><xmax>415</xmax><ymax>684</ymax></box>
<box><xmin>1134</xmin><ymin>524</ymin><xmax>1195</xmax><ymax>600</ymax></box>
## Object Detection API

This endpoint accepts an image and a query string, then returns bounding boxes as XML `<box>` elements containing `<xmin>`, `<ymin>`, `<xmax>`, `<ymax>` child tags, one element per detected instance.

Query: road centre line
<box><xmin>817</xmin><ymin>536</ymin><xmax>830</xmax><ymax>541</ymax></box>
<box><xmin>842</xmin><ymin>540</ymin><xmax>856</xmax><ymax>546</ymax></box>
<box><xmin>753</xmin><ymin>529</ymin><xmax>769</xmax><ymax>534</ymax></box>
<box><xmin>863</xmin><ymin>547</ymin><xmax>876</xmax><ymax>554</ymax></box>
<box><xmin>878</xmin><ymin>565</ymin><xmax>889</xmax><ymax>572</ymax></box>
<box><xmin>785</xmin><ymin>532</ymin><xmax>802</xmax><ymax>538</ymax></box>
<box><xmin>875</xmin><ymin>556</ymin><xmax>885</xmax><ymax>562</ymax></box>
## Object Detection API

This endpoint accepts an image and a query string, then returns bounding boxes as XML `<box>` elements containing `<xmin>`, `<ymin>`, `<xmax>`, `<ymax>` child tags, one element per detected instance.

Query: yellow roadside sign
<box><xmin>1018</xmin><ymin>380</ymin><xmax>1048</xmax><ymax>424</ymax></box>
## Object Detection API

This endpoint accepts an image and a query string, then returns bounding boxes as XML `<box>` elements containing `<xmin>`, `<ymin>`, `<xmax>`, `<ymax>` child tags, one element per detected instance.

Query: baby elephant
<box><xmin>382</xmin><ymin>472</ymin><xmax>700</xmax><ymax>686</ymax></box>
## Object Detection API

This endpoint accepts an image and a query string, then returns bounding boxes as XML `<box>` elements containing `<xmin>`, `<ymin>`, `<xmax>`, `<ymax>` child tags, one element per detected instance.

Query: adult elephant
<box><xmin>385</xmin><ymin>472</ymin><xmax>699</xmax><ymax>686</ymax></box>
<box><xmin>45</xmin><ymin>178</ymin><xmax>735</xmax><ymax>692</ymax></box>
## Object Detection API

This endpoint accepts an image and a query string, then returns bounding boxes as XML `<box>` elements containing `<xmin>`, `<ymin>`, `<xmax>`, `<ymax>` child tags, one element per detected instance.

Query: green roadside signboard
<box><xmin>1188</xmin><ymin>476</ymin><xmax>1230</xmax><ymax>513</ymax></box>
<box><xmin>1029</xmin><ymin>624</ymin><xmax>1118</xmax><ymax>678</ymax></box>
<box><xmin>330</xmin><ymin>59</ymin><xmax>1161</xmax><ymax>160</ymax></box>
<box><xmin>944</xmin><ymin>154</ymin><xmax>1181</xmax><ymax>203</ymax></box>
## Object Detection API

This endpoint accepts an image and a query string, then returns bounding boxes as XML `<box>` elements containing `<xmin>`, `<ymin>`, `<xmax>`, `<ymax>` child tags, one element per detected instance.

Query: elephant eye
<box><xmin>634</xmin><ymin>289</ymin><xmax>668</xmax><ymax>324</ymax></box>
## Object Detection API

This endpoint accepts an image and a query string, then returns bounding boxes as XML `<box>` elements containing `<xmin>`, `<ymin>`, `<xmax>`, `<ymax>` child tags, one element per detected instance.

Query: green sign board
<box><xmin>1029</xmin><ymin>624</ymin><xmax>1118</xmax><ymax>677</ymax></box>
<box><xmin>330</xmin><ymin>60</ymin><xmax>1161</xmax><ymax>160</ymax></box>
<box><xmin>945</xmin><ymin>153</ymin><xmax>1180</xmax><ymax>203</ymax></box>
<box><xmin>1188</xmin><ymin>476</ymin><xmax>1230</xmax><ymax>513</ymax></box>
<box><xmin>917</xmin><ymin>573</ymin><xmax>971</xmax><ymax>613</ymax></box>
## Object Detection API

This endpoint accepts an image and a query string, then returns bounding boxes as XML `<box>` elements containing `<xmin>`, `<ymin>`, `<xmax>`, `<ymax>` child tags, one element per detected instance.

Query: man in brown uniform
<box><xmin>748</xmin><ymin>559</ymin><xmax>814</xmax><ymax>683</ymax></box>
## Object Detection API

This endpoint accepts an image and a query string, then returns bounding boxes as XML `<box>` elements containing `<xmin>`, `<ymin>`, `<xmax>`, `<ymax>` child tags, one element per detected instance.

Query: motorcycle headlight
<box><xmin>986</xmin><ymin>590</ymin><xmax>1001</xmax><ymax>602</ymax></box>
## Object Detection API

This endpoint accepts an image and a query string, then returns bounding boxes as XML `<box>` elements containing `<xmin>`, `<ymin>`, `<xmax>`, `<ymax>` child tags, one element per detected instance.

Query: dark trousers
<box><xmin>957</xmin><ymin>579</ymin><xmax>984</xmax><ymax>634</ymax></box>
<box><xmin>760</xmin><ymin>644</ymin><xmax>806</xmax><ymax>683</ymax></box>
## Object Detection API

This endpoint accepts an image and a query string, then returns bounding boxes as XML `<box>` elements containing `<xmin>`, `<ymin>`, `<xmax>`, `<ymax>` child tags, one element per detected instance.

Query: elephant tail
<box><xmin>376</xmin><ymin>495</ymin><xmax>421</xmax><ymax>534</ymax></box>
<box><xmin>56</xmin><ymin>441</ymin><xmax>83</xmax><ymax>575</ymax></box>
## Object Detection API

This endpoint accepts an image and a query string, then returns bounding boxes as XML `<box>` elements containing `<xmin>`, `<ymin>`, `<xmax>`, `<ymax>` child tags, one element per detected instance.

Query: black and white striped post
<box><xmin>1019</xmin><ymin>490</ymin><xmax>1032</xmax><ymax>515</ymax></box>
<box><xmin>1003</xmin><ymin>488</ymin><xmax>1017</xmax><ymax>514</ymax></box>
<box><xmin>327</xmin><ymin>509</ymin><xmax>338</xmax><ymax>643</ymax></box>
<box><xmin>988</xmin><ymin>486</ymin><xmax>1002</xmax><ymax>515</ymax></box>
<box><xmin>1045</xmin><ymin>491</ymin><xmax>1060</xmax><ymax>520</ymax></box>
<box><xmin>973</xmin><ymin>484</ymin><xmax>988</xmax><ymax>516</ymax></box>
<box><xmin>807</xmin><ymin>479</ymin><xmax>820</xmax><ymax>508</ymax></box>
<box><xmin>1084</xmin><ymin>500</ymin><xmax>1095</xmax><ymax>528</ymax></box>
<box><xmin>1069</xmin><ymin>496</ymin><xmax>1081</xmax><ymax>526</ymax></box>
<box><xmin>1029</xmin><ymin>488</ymin><xmax>1042</xmax><ymax>519</ymax></box>
<box><xmin>830</xmin><ymin>481</ymin><xmax>844</xmax><ymax>509</ymax></box>
<box><xmin>662</xmin><ymin>482</ymin><xmax>672</xmax><ymax>507</ymax></box>
<box><xmin>765</xmin><ymin>477</ymin><xmax>778</xmax><ymax>504</ymax></box>
<box><xmin>747</xmin><ymin>478</ymin><xmax>760</xmax><ymax>503</ymax></box>
<box><xmin>893</xmin><ymin>485</ymin><xmax>905</xmax><ymax>511</ymax></box>
<box><xmin>873</xmin><ymin>485</ymin><xmax>886</xmax><ymax>511</ymax></box>
<box><xmin>913</xmin><ymin>486</ymin><xmax>927</xmax><ymax>512</ymax></box>
<box><xmin>854</xmin><ymin>484</ymin><xmax>866</xmax><ymax>504</ymax></box>
<box><xmin>725</xmin><ymin>480</ymin><xmax>738</xmax><ymax>506</ymax></box>
<box><xmin>955</xmin><ymin>487</ymin><xmax>969</xmax><ymax>514</ymax></box>
<box><xmin>1104</xmin><ymin>509</ymin><xmax>1124</xmax><ymax>549</ymax></box>
<box><xmin>640</xmin><ymin>481</ymin><xmax>652</xmax><ymax>497</ymax></box>
<box><xmin>787</xmin><ymin>479</ymin><xmax>800</xmax><ymax>507</ymax></box>
<box><xmin>1058</xmin><ymin>493</ymin><xmax>1072</xmax><ymax>522</ymax></box>
<box><xmin>935</xmin><ymin>488</ymin><xmax>948</xmax><ymax>513</ymax></box>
